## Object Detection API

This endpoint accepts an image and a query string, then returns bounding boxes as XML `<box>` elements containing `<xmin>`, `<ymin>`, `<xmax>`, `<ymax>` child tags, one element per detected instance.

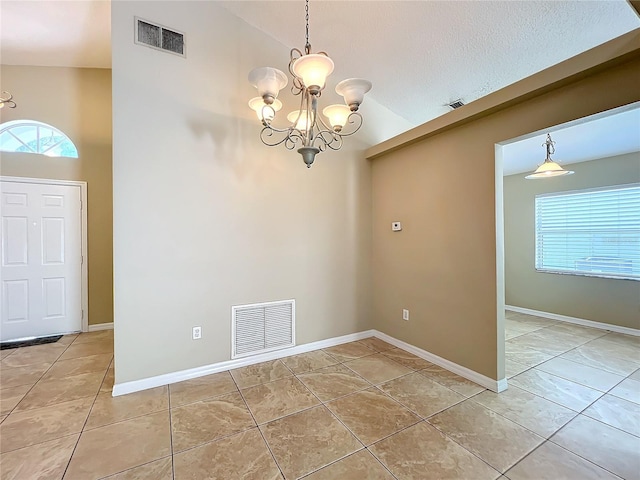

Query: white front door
<box><xmin>0</xmin><ymin>181</ymin><xmax>83</xmax><ymax>341</ymax></box>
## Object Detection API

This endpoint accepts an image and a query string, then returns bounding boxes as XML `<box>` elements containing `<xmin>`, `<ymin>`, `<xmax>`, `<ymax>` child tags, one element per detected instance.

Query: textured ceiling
<box><xmin>219</xmin><ymin>1</ymin><xmax>639</xmax><ymax>126</ymax></box>
<box><xmin>1</xmin><ymin>1</ymin><xmax>638</xmax><ymax>141</ymax></box>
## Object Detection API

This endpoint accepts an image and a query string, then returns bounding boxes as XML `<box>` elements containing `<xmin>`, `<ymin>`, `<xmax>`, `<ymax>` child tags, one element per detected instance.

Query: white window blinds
<box><xmin>535</xmin><ymin>183</ymin><xmax>640</xmax><ymax>280</ymax></box>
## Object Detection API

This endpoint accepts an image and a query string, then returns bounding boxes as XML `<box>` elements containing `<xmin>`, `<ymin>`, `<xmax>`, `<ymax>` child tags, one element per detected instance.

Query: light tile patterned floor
<box><xmin>0</xmin><ymin>313</ymin><xmax>639</xmax><ymax>479</ymax></box>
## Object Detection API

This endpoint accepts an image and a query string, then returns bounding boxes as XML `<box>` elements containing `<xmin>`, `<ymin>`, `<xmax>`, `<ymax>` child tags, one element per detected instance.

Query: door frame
<box><xmin>1</xmin><ymin>176</ymin><xmax>89</xmax><ymax>333</ymax></box>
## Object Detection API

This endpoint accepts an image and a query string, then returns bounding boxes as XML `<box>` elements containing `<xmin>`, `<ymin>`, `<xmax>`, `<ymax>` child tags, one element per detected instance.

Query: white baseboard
<box><xmin>372</xmin><ymin>331</ymin><xmax>507</xmax><ymax>393</ymax></box>
<box><xmin>88</xmin><ymin>322</ymin><xmax>114</xmax><ymax>332</ymax></box>
<box><xmin>112</xmin><ymin>330</ymin><xmax>375</xmax><ymax>396</ymax></box>
<box><xmin>506</xmin><ymin>305</ymin><xmax>640</xmax><ymax>337</ymax></box>
<box><xmin>113</xmin><ymin>328</ymin><xmax>508</xmax><ymax>397</ymax></box>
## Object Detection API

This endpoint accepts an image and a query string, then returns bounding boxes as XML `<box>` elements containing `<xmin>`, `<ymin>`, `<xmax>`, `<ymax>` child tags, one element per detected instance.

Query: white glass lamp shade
<box><xmin>291</xmin><ymin>54</ymin><xmax>334</xmax><ymax>90</ymax></box>
<box><xmin>287</xmin><ymin>110</ymin><xmax>311</xmax><ymax>131</ymax></box>
<box><xmin>336</xmin><ymin>78</ymin><xmax>372</xmax><ymax>110</ymax></box>
<box><xmin>525</xmin><ymin>160</ymin><xmax>574</xmax><ymax>179</ymax></box>
<box><xmin>248</xmin><ymin>67</ymin><xmax>288</xmax><ymax>102</ymax></box>
<box><xmin>323</xmin><ymin>104</ymin><xmax>351</xmax><ymax>131</ymax></box>
<box><xmin>248</xmin><ymin>97</ymin><xmax>281</xmax><ymax>122</ymax></box>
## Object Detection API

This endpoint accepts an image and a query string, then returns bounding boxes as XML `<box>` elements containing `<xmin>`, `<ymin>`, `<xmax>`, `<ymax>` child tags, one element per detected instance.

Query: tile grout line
<box><xmin>0</xmin><ymin>335</ymin><xmax>107</xmax><ymax>454</ymax></box>
<box><xmin>167</xmin><ymin>383</ymin><xmax>176</xmax><ymax>480</ymax></box>
<box><xmin>291</xmin><ymin>365</ymin><xmax>370</xmax><ymax>480</ymax></box>
<box><xmin>2</xmin><ymin>335</ymin><xmax>79</xmax><ymax>415</ymax></box>
<box><xmin>289</xmin><ymin>344</ymin><xmax>480</xmax><ymax>479</ymax></box>
<box><xmin>60</xmin><ymin>353</ymin><xmax>114</xmax><ymax>479</ymax></box>
<box><xmin>229</xmin><ymin>367</ymin><xmax>288</xmax><ymax>479</ymax></box>
<box><xmin>507</xmin><ymin>434</ymin><xmax>625</xmax><ymax>480</ymax></box>
<box><xmin>424</xmin><ymin>413</ymin><xmax>530</xmax><ymax>476</ymax></box>
<box><xmin>505</xmin><ymin>314</ymin><xmax>640</xmax><ymax>466</ymax></box>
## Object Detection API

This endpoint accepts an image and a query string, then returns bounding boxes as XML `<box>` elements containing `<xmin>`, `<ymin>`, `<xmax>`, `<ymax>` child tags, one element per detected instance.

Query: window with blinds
<box><xmin>535</xmin><ymin>183</ymin><xmax>640</xmax><ymax>280</ymax></box>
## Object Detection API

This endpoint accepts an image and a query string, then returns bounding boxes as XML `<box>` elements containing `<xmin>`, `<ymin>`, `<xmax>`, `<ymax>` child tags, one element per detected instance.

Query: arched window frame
<box><xmin>0</xmin><ymin>120</ymin><xmax>79</xmax><ymax>158</ymax></box>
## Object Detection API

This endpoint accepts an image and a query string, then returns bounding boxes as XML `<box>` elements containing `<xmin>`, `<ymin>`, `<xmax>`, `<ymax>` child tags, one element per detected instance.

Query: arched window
<box><xmin>0</xmin><ymin>120</ymin><xmax>78</xmax><ymax>158</ymax></box>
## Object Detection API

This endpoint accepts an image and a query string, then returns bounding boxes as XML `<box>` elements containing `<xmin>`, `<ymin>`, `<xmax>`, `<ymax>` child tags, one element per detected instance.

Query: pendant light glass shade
<box><xmin>336</xmin><ymin>78</ymin><xmax>372</xmax><ymax>110</ymax></box>
<box><xmin>291</xmin><ymin>54</ymin><xmax>334</xmax><ymax>89</ymax></box>
<box><xmin>322</xmin><ymin>104</ymin><xmax>351</xmax><ymax>131</ymax></box>
<box><xmin>287</xmin><ymin>110</ymin><xmax>311</xmax><ymax>131</ymax></box>
<box><xmin>525</xmin><ymin>160</ymin><xmax>574</xmax><ymax>179</ymax></box>
<box><xmin>248</xmin><ymin>67</ymin><xmax>288</xmax><ymax>102</ymax></box>
<box><xmin>249</xmin><ymin>97</ymin><xmax>282</xmax><ymax>122</ymax></box>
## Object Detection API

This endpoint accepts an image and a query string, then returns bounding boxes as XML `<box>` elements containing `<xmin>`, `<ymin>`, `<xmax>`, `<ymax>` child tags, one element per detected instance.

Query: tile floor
<box><xmin>0</xmin><ymin>313</ymin><xmax>638</xmax><ymax>479</ymax></box>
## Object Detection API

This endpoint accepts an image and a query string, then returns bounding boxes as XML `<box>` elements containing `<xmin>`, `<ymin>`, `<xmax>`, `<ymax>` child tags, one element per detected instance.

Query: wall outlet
<box><xmin>402</xmin><ymin>309</ymin><xmax>409</xmax><ymax>321</ymax></box>
<box><xmin>192</xmin><ymin>326</ymin><xmax>202</xmax><ymax>340</ymax></box>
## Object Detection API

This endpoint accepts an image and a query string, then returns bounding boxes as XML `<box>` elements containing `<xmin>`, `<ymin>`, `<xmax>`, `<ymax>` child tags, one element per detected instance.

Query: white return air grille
<box><xmin>231</xmin><ymin>299</ymin><xmax>295</xmax><ymax>359</ymax></box>
<box><xmin>134</xmin><ymin>17</ymin><xmax>185</xmax><ymax>57</ymax></box>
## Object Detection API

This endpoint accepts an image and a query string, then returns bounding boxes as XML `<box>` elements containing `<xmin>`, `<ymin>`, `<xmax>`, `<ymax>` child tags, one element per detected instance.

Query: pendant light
<box><xmin>525</xmin><ymin>133</ymin><xmax>574</xmax><ymax>179</ymax></box>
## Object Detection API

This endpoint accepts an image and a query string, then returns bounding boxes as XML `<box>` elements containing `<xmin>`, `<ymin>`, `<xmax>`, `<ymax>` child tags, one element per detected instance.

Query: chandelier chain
<box><xmin>304</xmin><ymin>0</ymin><xmax>311</xmax><ymax>54</ymax></box>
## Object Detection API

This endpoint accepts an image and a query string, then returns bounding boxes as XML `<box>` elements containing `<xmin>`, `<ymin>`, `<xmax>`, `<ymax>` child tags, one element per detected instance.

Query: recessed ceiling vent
<box><xmin>231</xmin><ymin>299</ymin><xmax>295</xmax><ymax>359</ymax></box>
<box><xmin>448</xmin><ymin>99</ymin><xmax>465</xmax><ymax>110</ymax></box>
<box><xmin>135</xmin><ymin>17</ymin><xmax>185</xmax><ymax>57</ymax></box>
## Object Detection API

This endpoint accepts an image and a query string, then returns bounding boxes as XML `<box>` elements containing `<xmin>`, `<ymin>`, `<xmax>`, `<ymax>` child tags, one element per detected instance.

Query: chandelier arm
<box><xmin>260</xmin><ymin>126</ymin><xmax>299</xmax><ymax>148</ymax></box>
<box><xmin>313</xmin><ymin>130</ymin><xmax>342</xmax><ymax>151</ymax></box>
<box><xmin>284</xmin><ymin>133</ymin><xmax>304</xmax><ymax>150</ymax></box>
<box><xmin>336</xmin><ymin>112</ymin><xmax>364</xmax><ymax>137</ymax></box>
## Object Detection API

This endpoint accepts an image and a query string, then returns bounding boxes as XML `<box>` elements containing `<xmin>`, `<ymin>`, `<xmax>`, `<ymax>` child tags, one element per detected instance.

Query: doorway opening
<box><xmin>495</xmin><ymin>102</ymin><xmax>640</xmax><ymax>384</ymax></box>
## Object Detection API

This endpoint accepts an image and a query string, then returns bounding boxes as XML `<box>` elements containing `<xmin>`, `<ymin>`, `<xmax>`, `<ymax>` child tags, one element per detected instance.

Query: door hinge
<box><xmin>81</xmin><ymin>255</ymin><xmax>84</xmax><ymax>265</ymax></box>
<box><xmin>81</xmin><ymin>309</ymin><xmax>84</xmax><ymax>320</ymax></box>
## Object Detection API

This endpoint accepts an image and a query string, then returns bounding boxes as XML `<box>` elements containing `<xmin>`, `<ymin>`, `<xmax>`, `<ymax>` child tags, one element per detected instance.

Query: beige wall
<box><xmin>370</xmin><ymin>53</ymin><xmax>640</xmax><ymax>381</ymax></box>
<box><xmin>504</xmin><ymin>153</ymin><xmax>640</xmax><ymax>329</ymax></box>
<box><xmin>0</xmin><ymin>66</ymin><xmax>113</xmax><ymax>326</ymax></box>
<box><xmin>112</xmin><ymin>2</ymin><xmax>372</xmax><ymax>384</ymax></box>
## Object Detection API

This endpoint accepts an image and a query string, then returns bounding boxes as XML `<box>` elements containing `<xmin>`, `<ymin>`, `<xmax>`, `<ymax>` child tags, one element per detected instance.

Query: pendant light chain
<box><xmin>304</xmin><ymin>0</ymin><xmax>311</xmax><ymax>54</ymax></box>
<box><xmin>544</xmin><ymin>133</ymin><xmax>555</xmax><ymax>159</ymax></box>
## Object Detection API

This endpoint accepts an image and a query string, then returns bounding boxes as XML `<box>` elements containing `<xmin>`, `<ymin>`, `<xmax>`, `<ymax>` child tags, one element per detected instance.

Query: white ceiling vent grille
<box><xmin>232</xmin><ymin>299</ymin><xmax>295</xmax><ymax>359</ymax></box>
<box><xmin>135</xmin><ymin>17</ymin><xmax>185</xmax><ymax>57</ymax></box>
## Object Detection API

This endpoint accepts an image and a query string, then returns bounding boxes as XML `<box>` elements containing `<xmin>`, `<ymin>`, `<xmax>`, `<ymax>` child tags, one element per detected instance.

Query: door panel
<box><xmin>0</xmin><ymin>181</ymin><xmax>82</xmax><ymax>341</ymax></box>
<box><xmin>3</xmin><ymin>280</ymin><xmax>28</xmax><ymax>322</ymax></box>
<box><xmin>42</xmin><ymin>217</ymin><xmax>65</xmax><ymax>264</ymax></box>
<box><xmin>2</xmin><ymin>216</ymin><xmax>28</xmax><ymax>265</ymax></box>
<box><xmin>43</xmin><ymin>277</ymin><xmax>66</xmax><ymax>318</ymax></box>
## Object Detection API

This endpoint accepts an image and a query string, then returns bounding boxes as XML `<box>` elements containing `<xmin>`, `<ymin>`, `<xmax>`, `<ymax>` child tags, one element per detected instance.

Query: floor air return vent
<box><xmin>232</xmin><ymin>300</ymin><xmax>295</xmax><ymax>359</ymax></box>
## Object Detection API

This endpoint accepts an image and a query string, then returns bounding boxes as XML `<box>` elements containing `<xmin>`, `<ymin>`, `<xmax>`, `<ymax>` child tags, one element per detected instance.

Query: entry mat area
<box><xmin>0</xmin><ymin>335</ymin><xmax>63</xmax><ymax>350</ymax></box>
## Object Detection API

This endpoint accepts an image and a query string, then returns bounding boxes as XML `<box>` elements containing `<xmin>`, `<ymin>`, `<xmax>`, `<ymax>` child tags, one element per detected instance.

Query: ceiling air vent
<box><xmin>135</xmin><ymin>17</ymin><xmax>185</xmax><ymax>57</ymax></box>
<box><xmin>232</xmin><ymin>299</ymin><xmax>295</xmax><ymax>359</ymax></box>
<box><xmin>448</xmin><ymin>99</ymin><xmax>465</xmax><ymax>110</ymax></box>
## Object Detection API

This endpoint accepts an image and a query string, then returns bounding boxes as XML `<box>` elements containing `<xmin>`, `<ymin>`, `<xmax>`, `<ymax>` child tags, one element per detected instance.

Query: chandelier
<box><xmin>0</xmin><ymin>91</ymin><xmax>16</xmax><ymax>109</ymax></box>
<box><xmin>525</xmin><ymin>133</ymin><xmax>574</xmax><ymax>179</ymax></box>
<box><xmin>247</xmin><ymin>0</ymin><xmax>371</xmax><ymax>168</ymax></box>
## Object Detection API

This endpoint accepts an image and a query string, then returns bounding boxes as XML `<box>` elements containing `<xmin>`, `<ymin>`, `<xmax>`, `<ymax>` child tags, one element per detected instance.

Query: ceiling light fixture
<box><xmin>248</xmin><ymin>0</ymin><xmax>371</xmax><ymax>168</ymax></box>
<box><xmin>0</xmin><ymin>91</ymin><xmax>16</xmax><ymax>109</ymax></box>
<box><xmin>525</xmin><ymin>133</ymin><xmax>574</xmax><ymax>179</ymax></box>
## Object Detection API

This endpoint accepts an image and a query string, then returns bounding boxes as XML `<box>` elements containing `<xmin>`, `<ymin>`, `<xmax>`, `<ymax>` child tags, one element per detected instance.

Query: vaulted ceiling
<box><xmin>1</xmin><ymin>0</ymin><xmax>639</xmax><ymax>160</ymax></box>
